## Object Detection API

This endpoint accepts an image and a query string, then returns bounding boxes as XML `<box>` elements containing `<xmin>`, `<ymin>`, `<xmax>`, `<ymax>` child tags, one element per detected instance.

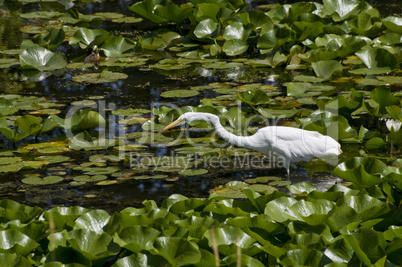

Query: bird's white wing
<box><xmin>254</xmin><ymin>126</ymin><xmax>340</xmax><ymax>162</ymax></box>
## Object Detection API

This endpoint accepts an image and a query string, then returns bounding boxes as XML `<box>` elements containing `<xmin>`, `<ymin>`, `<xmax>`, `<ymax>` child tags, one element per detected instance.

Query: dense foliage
<box><xmin>0</xmin><ymin>0</ymin><xmax>401</xmax><ymax>266</ymax></box>
<box><xmin>0</xmin><ymin>183</ymin><xmax>400</xmax><ymax>266</ymax></box>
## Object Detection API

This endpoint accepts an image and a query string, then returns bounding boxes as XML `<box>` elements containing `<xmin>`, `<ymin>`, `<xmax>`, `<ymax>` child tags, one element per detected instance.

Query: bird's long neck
<box><xmin>207</xmin><ymin>115</ymin><xmax>251</xmax><ymax>148</ymax></box>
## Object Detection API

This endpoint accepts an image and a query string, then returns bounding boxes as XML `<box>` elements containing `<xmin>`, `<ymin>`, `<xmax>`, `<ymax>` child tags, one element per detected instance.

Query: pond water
<box><xmin>0</xmin><ymin>0</ymin><xmax>401</xmax><ymax>212</ymax></box>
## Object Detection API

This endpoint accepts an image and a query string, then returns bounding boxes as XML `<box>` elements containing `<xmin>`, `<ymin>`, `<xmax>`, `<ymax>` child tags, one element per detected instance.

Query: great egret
<box><xmin>159</xmin><ymin>112</ymin><xmax>342</xmax><ymax>175</ymax></box>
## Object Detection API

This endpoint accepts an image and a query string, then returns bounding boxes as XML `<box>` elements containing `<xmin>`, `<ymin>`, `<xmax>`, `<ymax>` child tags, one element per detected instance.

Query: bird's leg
<box><xmin>285</xmin><ymin>161</ymin><xmax>290</xmax><ymax>180</ymax></box>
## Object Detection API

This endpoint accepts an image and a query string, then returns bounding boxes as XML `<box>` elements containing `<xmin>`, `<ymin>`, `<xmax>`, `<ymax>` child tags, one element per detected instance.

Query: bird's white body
<box><xmin>160</xmin><ymin>112</ymin><xmax>342</xmax><ymax>175</ymax></box>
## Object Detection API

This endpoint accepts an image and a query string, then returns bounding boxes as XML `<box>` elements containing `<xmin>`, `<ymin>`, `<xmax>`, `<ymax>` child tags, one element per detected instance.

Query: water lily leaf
<box><xmin>0</xmin><ymin>199</ymin><xmax>43</xmax><ymax>223</ymax></box>
<box><xmin>194</xmin><ymin>19</ymin><xmax>218</xmax><ymax>39</ymax></box>
<box><xmin>222</xmin><ymin>39</ymin><xmax>248</xmax><ymax>56</ymax></box>
<box><xmin>149</xmin><ymin>237</ymin><xmax>201</xmax><ymax>266</ymax></box>
<box><xmin>22</xmin><ymin>175</ymin><xmax>63</xmax><ymax>185</ymax></box>
<box><xmin>178</xmin><ymin>169</ymin><xmax>208</xmax><ymax>176</ymax></box>
<box><xmin>370</xmin><ymin>86</ymin><xmax>400</xmax><ymax>115</ymax></box>
<box><xmin>44</xmin><ymin>206</ymin><xmax>91</xmax><ymax>230</ymax></box>
<box><xmin>96</xmin><ymin>180</ymin><xmax>118</xmax><ymax>186</ymax></box>
<box><xmin>355</xmin><ymin>48</ymin><xmax>399</xmax><ymax>70</ymax></box>
<box><xmin>285</xmin><ymin>199</ymin><xmax>334</xmax><ymax>225</ymax></box>
<box><xmin>19</xmin><ymin>46</ymin><xmax>67</xmax><ymax>71</ymax></box>
<box><xmin>322</xmin><ymin>0</ymin><xmax>363</xmax><ymax>20</ymax></box>
<box><xmin>205</xmin><ymin>226</ymin><xmax>256</xmax><ymax>251</ymax></box>
<box><xmin>264</xmin><ymin>196</ymin><xmax>298</xmax><ymax>222</ymax></box>
<box><xmin>312</xmin><ymin>60</ymin><xmax>343</xmax><ymax>80</ymax></box>
<box><xmin>154</xmin><ymin>4</ymin><xmax>192</xmax><ymax>23</ymax></box>
<box><xmin>160</xmin><ymin>89</ymin><xmax>199</xmax><ymax>98</ymax></box>
<box><xmin>342</xmin><ymin>232</ymin><xmax>373</xmax><ymax>266</ymax></box>
<box><xmin>0</xmin><ymin>230</ymin><xmax>39</xmax><ymax>256</ymax></box>
<box><xmin>0</xmin><ymin>58</ymin><xmax>19</xmax><ymax>69</ymax></box>
<box><xmin>237</xmin><ymin>90</ymin><xmax>270</xmax><ymax>106</ymax></box>
<box><xmin>19</xmin><ymin>141</ymin><xmax>68</xmax><ymax>154</ymax></box>
<box><xmin>327</xmin><ymin>205</ymin><xmax>361</xmax><ymax>232</ymax></box>
<box><xmin>101</xmin><ymin>36</ymin><xmax>136</xmax><ymax>57</ymax></box>
<box><xmin>34</xmin><ymin>28</ymin><xmax>66</xmax><ymax>50</ymax></box>
<box><xmin>0</xmin><ymin>98</ymin><xmax>18</xmax><ymax>116</ymax></box>
<box><xmin>114</xmin><ymin>226</ymin><xmax>160</xmax><ymax>253</ymax></box>
<box><xmin>51</xmin><ymin>109</ymin><xmax>105</xmax><ymax>132</ymax></box>
<box><xmin>223</xmin><ymin>22</ymin><xmax>245</xmax><ymax>41</ymax></box>
<box><xmin>324</xmin><ymin>237</ymin><xmax>354</xmax><ymax>263</ymax></box>
<box><xmin>69</xmin><ymin>28</ymin><xmax>111</xmax><ymax>49</ymax></box>
<box><xmin>287</xmin><ymin>182</ymin><xmax>317</xmax><ymax>195</ymax></box>
<box><xmin>112</xmin><ymin>253</ymin><xmax>148</xmax><ymax>267</ymax></box>
<box><xmin>0</xmin><ymin>253</ymin><xmax>31</xmax><ymax>267</ymax></box>
<box><xmin>0</xmin><ymin>115</ymin><xmax>41</xmax><ymax>143</ymax></box>
<box><xmin>382</xmin><ymin>16</ymin><xmax>402</xmax><ymax>34</ymax></box>
<box><xmin>280</xmin><ymin>248</ymin><xmax>323</xmax><ymax>266</ymax></box>
<box><xmin>338</xmin><ymin>194</ymin><xmax>390</xmax><ymax>221</ymax></box>
<box><xmin>209</xmin><ymin>182</ymin><xmax>248</xmax><ymax>199</ymax></box>
<box><xmin>365</xmin><ymin>137</ymin><xmax>386</xmax><ymax>151</ymax></box>
<box><xmin>348</xmin><ymin>13</ymin><xmax>384</xmax><ymax>37</ymax></box>
<box><xmin>239</xmin><ymin>9</ymin><xmax>273</xmax><ymax>29</ymax></box>
<box><xmin>332</xmin><ymin>157</ymin><xmax>385</xmax><ymax>187</ymax></box>
<box><xmin>59</xmin><ymin>9</ymin><xmax>103</xmax><ymax>26</ymax></box>
<box><xmin>142</xmin><ymin>35</ymin><xmax>167</xmax><ymax>50</ymax></box>
<box><xmin>129</xmin><ymin>0</ymin><xmax>169</xmax><ymax>24</ymax></box>
<box><xmin>73</xmin><ymin>210</ymin><xmax>110</xmax><ymax>234</ymax></box>
<box><xmin>72</xmin><ymin>70</ymin><xmax>128</xmax><ymax>83</ymax></box>
<box><xmin>73</xmin><ymin>175</ymin><xmax>107</xmax><ymax>182</ymax></box>
<box><xmin>113</xmin><ymin>16</ymin><xmax>143</xmax><ymax>23</ymax></box>
<box><xmin>298</xmin><ymin>110</ymin><xmax>357</xmax><ymax>140</ymax></box>
<box><xmin>257</xmin><ymin>28</ymin><xmax>294</xmax><ymax>53</ymax></box>
<box><xmin>222</xmin><ymin>254</ymin><xmax>265</xmax><ymax>267</ymax></box>
<box><xmin>20</xmin><ymin>11</ymin><xmax>63</xmax><ymax>19</ymax></box>
<box><xmin>60</xmin><ymin>229</ymin><xmax>114</xmax><ymax>261</ymax></box>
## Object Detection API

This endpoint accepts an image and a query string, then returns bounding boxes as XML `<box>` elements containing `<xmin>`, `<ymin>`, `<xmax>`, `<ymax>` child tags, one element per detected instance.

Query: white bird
<box><xmin>159</xmin><ymin>112</ymin><xmax>342</xmax><ymax>176</ymax></box>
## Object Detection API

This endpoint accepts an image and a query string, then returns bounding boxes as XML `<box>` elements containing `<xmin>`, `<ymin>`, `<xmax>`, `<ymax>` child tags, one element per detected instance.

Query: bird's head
<box><xmin>158</xmin><ymin>114</ymin><xmax>187</xmax><ymax>134</ymax></box>
<box><xmin>158</xmin><ymin>112</ymin><xmax>217</xmax><ymax>134</ymax></box>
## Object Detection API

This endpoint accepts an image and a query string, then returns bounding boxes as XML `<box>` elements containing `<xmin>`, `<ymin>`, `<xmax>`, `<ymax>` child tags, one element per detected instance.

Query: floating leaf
<box><xmin>382</xmin><ymin>16</ymin><xmax>402</xmax><ymax>34</ymax></box>
<box><xmin>312</xmin><ymin>60</ymin><xmax>343</xmax><ymax>80</ymax></box>
<box><xmin>222</xmin><ymin>39</ymin><xmax>248</xmax><ymax>56</ymax></box>
<box><xmin>72</xmin><ymin>70</ymin><xmax>128</xmax><ymax>83</ymax></box>
<box><xmin>194</xmin><ymin>19</ymin><xmax>218</xmax><ymax>39</ymax></box>
<box><xmin>178</xmin><ymin>169</ymin><xmax>208</xmax><ymax>176</ymax></box>
<box><xmin>355</xmin><ymin>48</ymin><xmax>399</xmax><ymax>70</ymax></box>
<box><xmin>0</xmin><ymin>230</ymin><xmax>39</xmax><ymax>256</ymax></box>
<box><xmin>333</xmin><ymin>157</ymin><xmax>385</xmax><ymax>187</ymax></box>
<box><xmin>19</xmin><ymin>46</ymin><xmax>67</xmax><ymax>71</ymax></box>
<box><xmin>160</xmin><ymin>90</ymin><xmax>199</xmax><ymax>98</ymax></box>
<box><xmin>22</xmin><ymin>175</ymin><xmax>63</xmax><ymax>185</ymax></box>
<box><xmin>102</xmin><ymin>36</ymin><xmax>136</xmax><ymax>57</ymax></box>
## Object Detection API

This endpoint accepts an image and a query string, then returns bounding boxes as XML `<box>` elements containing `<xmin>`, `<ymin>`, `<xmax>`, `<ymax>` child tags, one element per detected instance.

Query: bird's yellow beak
<box><xmin>158</xmin><ymin>118</ymin><xmax>183</xmax><ymax>134</ymax></box>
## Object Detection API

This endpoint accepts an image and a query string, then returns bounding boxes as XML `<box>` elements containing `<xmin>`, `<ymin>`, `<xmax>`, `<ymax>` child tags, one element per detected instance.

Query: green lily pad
<box><xmin>22</xmin><ymin>175</ymin><xmax>63</xmax><ymax>185</ymax></box>
<box><xmin>312</xmin><ymin>60</ymin><xmax>343</xmax><ymax>80</ymax></box>
<box><xmin>73</xmin><ymin>175</ymin><xmax>107</xmax><ymax>182</ymax></box>
<box><xmin>178</xmin><ymin>169</ymin><xmax>208</xmax><ymax>176</ymax></box>
<box><xmin>72</xmin><ymin>70</ymin><xmax>128</xmax><ymax>83</ymax></box>
<box><xmin>194</xmin><ymin>19</ymin><xmax>218</xmax><ymax>39</ymax></box>
<box><xmin>19</xmin><ymin>47</ymin><xmax>67</xmax><ymax>71</ymax></box>
<box><xmin>160</xmin><ymin>90</ymin><xmax>200</xmax><ymax>98</ymax></box>
<box><xmin>355</xmin><ymin>48</ymin><xmax>399</xmax><ymax>70</ymax></box>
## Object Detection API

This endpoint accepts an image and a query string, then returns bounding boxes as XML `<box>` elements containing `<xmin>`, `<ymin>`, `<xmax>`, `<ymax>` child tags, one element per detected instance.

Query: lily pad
<box><xmin>22</xmin><ymin>175</ymin><xmax>63</xmax><ymax>185</ymax></box>
<box><xmin>178</xmin><ymin>169</ymin><xmax>208</xmax><ymax>176</ymax></box>
<box><xmin>72</xmin><ymin>70</ymin><xmax>128</xmax><ymax>84</ymax></box>
<box><xmin>160</xmin><ymin>90</ymin><xmax>199</xmax><ymax>98</ymax></box>
<box><xmin>19</xmin><ymin>47</ymin><xmax>67</xmax><ymax>71</ymax></box>
<box><xmin>72</xmin><ymin>175</ymin><xmax>103</xmax><ymax>182</ymax></box>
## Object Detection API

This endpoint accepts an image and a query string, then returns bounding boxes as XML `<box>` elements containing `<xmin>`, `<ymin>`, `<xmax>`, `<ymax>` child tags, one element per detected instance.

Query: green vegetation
<box><xmin>0</xmin><ymin>0</ymin><xmax>401</xmax><ymax>265</ymax></box>
<box><xmin>0</xmin><ymin>182</ymin><xmax>400</xmax><ymax>266</ymax></box>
